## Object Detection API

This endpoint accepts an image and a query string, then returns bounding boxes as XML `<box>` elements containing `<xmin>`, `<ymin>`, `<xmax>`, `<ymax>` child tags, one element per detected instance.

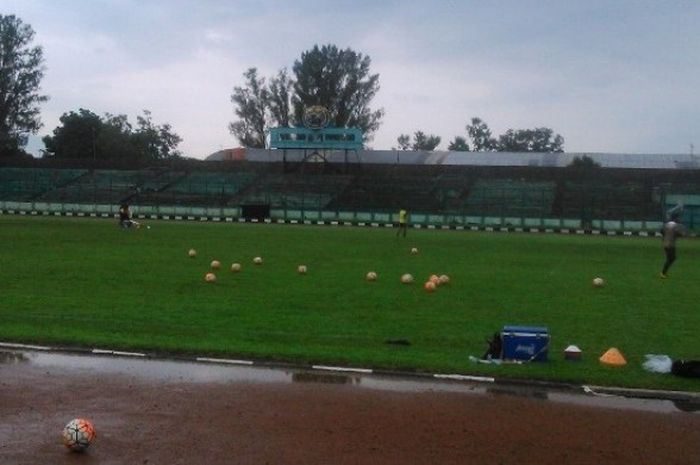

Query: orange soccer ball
<box><xmin>424</xmin><ymin>281</ymin><xmax>436</xmax><ymax>293</ymax></box>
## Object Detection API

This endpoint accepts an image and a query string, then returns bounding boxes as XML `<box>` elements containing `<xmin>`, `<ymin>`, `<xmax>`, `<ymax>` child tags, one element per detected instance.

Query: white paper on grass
<box><xmin>642</xmin><ymin>354</ymin><xmax>673</xmax><ymax>374</ymax></box>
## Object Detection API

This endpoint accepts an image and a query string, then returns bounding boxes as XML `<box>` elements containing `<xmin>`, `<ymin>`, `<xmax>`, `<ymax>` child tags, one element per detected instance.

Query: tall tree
<box><xmin>229</xmin><ymin>67</ymin><xmax>268</xmax><ymax>148</ymax></box>
<box><xmin>411</xmin><ymin>131</ymin><xmax>441</xmax><ymax>151</ymax></box>
<box><xmin>448</xmin><ymin>136</ymin><xmax>470</xmax><ymax>151</ymax></box>
<box><xmin>466</xmin><ymin>117</ymin><xmax>497</xmax><ymax>151</ymax></box>
<box><xmin>0</xmin><ymin>15</ymin><xmax>48</xmax><ymax>156</ymax></box>
<box><xmin>497</xmin><ymin>127</ymin><xmax>564</xmax><ymax>152</ymax></box>
<box><xmin>292</xmin><ymin>44</ymin><xmax>384</xmax><ymax>141</ymax></box>
<box><xmin>267</xmin><ymin>68</ymin><xmax>293</xmax><ymax>127</ymax></box>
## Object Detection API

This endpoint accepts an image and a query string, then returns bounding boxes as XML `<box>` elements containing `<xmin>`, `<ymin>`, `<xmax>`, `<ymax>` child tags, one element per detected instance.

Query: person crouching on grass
<box><xmin>660</xmin><ymin>211</ymin><xmax>683</xmax><ymax>278</ymax></box>
<box><xmin>118</xmin><ymin>203</ymin><xmax>140</xmax><ymax>229</ymax></box>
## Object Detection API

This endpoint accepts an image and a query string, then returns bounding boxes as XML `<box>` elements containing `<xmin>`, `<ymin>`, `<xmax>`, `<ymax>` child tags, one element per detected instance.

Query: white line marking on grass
<box><xmin>433</xmin><ymin>374</ymin><xmax>495</xmax><ymax>383</ymax></box>
<box><xmin>91</xmin><ymin>349</ymin><xmax>146</xmax><ymax>357</ymax></box>
<box><xmin>196</xmin><ymin>357</ymin><xmax>254</xmax><ymax>365</ymax></box>
<box><xmin>0</xmin><ymin>342</ymin><xmax>52</xmax><ymax>351</ymax></box>
<box><xmin>312</xmin><ymin>365</ymin><xmax>373</xmax><ymax>374</ymax></box>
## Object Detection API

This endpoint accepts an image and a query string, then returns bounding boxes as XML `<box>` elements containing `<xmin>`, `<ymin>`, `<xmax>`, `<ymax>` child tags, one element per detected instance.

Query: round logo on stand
<box><xmin>303</xmin><ymin>106</ymin><xmax>330</xmax><ymax>129</ymax></box>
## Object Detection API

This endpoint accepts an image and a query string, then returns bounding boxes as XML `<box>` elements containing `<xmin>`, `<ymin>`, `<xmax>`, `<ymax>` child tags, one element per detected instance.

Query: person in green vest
<box><xmin>396</xmin><ymin>208</ymin><xmax>408</xmax><ymax>238</ymax></box>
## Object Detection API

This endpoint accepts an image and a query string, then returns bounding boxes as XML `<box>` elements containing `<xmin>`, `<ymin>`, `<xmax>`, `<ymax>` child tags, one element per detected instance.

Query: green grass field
<box><xmin>1</xmin><ymin>215</ymin><xmax>699</xmax><ymax>391</ymax></box>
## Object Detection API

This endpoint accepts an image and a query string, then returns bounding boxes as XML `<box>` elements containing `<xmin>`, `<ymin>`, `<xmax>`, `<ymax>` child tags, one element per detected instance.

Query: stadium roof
<box><xmin>207</xmin><ymin>148</ymin><xmax>700</xmax><ymax>170</ymax></box>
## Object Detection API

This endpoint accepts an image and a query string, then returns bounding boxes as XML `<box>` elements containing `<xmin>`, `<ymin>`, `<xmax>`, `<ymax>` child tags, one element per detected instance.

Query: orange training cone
<box><xmin>599</xmin><ymin>347</ymin><xmax>627</xmax><ymax>366</ymax></box>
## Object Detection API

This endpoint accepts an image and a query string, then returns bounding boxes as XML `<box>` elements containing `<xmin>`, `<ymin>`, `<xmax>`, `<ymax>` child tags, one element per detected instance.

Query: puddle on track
<box><xmin>2</xmin><ymin>349</ymin><xmax>697</xmax><ymax>414</ymax></box>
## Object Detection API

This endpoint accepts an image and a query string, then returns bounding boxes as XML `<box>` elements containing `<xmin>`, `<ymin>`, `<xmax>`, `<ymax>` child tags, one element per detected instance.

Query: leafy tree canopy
<box><xmin>395</xmin><ymin>134</ymin><xmax>411</xmax><ymax>150</ymax></box>
<box><xmin>43</xmin><ymin>109</ymin><xmax>182</xmax><ymax>161</ymax></box>
<box><xmin>229</xmin><ymin>44</ymin><xmax>384</xmax><ymax>147</ymax></box>
<box><xmin>448</xmin><ymin>136</ymin><xmax>470</xmax><ymax>152</ymax></box>
<box><xmin>393</xmin><ymin>131</ymin><xmax>441</xmax><ymax>151</ymax></box>
<box><xmin>0</xmin><ymin>14</ymin><xmax>48</xmax><ymax>156</ymax></box>
<box><xmin>568</xmin><ymin>155</ymin><xmax>601</xmax><ymax>168</ymax></box>
<box><xmin>460</xmin><ymin>117</ymin><xmax>564</xmax><ymax>153</ymax></box>
<box><xmin>498</xmin><ymin>127</ymin><xmax>564</xmax><ymax>152</ymax></box>
<box><xmin>466</xmin><ymin>117</ymin><xmax>497</xmax><ymax>152</ymax></box>
<box><xmin>411</xmin><ymin>131</ymin><xmax>441</xmax><ymax>151</ymax></box>
<box><xmin>292</xmin><ymin>44</ymin><xmax>383</xmax><ymax>141</ymax></box>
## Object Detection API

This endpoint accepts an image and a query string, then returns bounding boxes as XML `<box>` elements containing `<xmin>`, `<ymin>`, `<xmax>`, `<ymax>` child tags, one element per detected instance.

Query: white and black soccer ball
<box><xmin>62</xmin><ymin>418</ymin><xmax>96</xmax><ymax>452</ymax></box>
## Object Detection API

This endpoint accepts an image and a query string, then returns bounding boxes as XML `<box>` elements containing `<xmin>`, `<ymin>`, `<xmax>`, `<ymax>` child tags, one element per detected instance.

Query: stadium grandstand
<box><xmin>1</xmin><ymin>147</ymin><xmax>699</xmax><ymax>231</ymax></box>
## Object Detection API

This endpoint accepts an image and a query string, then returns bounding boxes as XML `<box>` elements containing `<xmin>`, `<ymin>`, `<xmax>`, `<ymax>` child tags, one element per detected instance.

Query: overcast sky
<box><xmin>5</xmin><ymin>0</ymin><xmax>700</xmax><ymax>158</ymax></box>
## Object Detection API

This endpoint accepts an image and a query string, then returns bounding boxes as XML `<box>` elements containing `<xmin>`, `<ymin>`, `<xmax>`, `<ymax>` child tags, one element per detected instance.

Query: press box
<box><xmin>501</xmin><ymin>325</ymin><xmax>550</xmax><ymax>362</ymax></box>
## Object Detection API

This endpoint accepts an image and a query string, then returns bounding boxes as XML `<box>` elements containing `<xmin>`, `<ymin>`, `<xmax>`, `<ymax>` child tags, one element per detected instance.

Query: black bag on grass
<box><xmin>671</xmin><ymin>360</ymin><xmax>700</xmax><ymax>378</ymax></box>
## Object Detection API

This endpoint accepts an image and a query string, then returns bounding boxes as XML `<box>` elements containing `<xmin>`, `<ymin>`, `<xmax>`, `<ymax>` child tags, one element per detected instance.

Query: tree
<box><xmin>466</xmin><ymin>117</ymin><xmax>497</xmax><ymax>151</ymax></box>
<box><xmin>448</xmin><ymin>136</ymin><xmax>470</xmax><ymax>151</ymax></box>
<box><xmin>411</xmin><ymin>131</ymin><xmax>441</xmax><ymax>151</ymax></box>
<box><xmin>497</xmin><ymin>127</ymin><xmax>564</xmax><ymax>152</ymax></box>
<box><xmin>229</xmin><ymin>68</ymin><xmax>268</xmax><ymax>148</ymax></box>
<box><xmin>267</xmin><ymin>68</ymin><xmax>293</xmax><ymax>127</ymax></box>
<box><xmin>134</xmin><ymin>110</ymin><xmax>182</xmax><ymax>160</ymax></box>
<box><xmin>43</xmin><ymin>109</ymin><xmax>182</xmax><ymax>161</ymax></box>
<box><xmin>395</xmin><ymin>134</ymin><xmax>411</xmax><ymax>150</ymax></box>
<box><xmin>42</xmin><ymin>109</ymin><xmax>102</xmax><ymax>160</ymax></box>
<box><xmin>568</xmin><ymin>155</ymin><xmax>600</xmax><ymax>168</ymax></box>
<box><xmin>0</xmin><ymin>15</ymin><xmax>48</xmax><ymax>156</ymax></box>
<box><xmin>292</xmin><ymin>44</ymin><xmax>384</xmax><ymax>141</ymax></box>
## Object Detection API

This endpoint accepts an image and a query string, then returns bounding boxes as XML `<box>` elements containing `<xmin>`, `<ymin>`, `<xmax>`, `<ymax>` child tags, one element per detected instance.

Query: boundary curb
<box><xmin>1</xmin><ymin>342</ymin><xmax>697</xmax><ymax>403</ymax></box>
<box><xmin>0</xmin><ymin>209</ymin><xmax>665</xmax><ymax>238</ymax></box>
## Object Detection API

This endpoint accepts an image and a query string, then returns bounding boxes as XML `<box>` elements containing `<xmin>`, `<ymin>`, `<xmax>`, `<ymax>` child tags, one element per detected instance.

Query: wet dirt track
<box><xmin>1</xmin><ymin>351</ymin><xmax>699</xmax><ymax>465</ymax></box>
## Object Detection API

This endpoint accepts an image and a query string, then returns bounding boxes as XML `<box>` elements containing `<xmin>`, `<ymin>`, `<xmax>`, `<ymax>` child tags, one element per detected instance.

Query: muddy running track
<box><xmin>0</xmin><ymin>350</ymin><xmax>699</xmax><ymax>465</ymax></box>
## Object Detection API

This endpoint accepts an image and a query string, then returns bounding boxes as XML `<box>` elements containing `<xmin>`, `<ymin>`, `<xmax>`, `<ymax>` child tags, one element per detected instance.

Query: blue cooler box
<box><xmin>501</xmin><ymin>325</ymin><xmax>550</xmax><ymax>362</ymax></box>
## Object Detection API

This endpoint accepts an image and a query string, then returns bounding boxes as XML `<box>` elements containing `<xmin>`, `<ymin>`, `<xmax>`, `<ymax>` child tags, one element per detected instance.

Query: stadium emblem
<box><xmin>302</xmin><ymin>106</ymin><xmax>330</xmax><ymax>129</ymax></box>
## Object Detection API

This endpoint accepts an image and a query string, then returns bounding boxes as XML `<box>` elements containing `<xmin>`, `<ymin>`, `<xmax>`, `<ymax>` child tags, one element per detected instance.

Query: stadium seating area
<box><xmin>560</xmin><ymin>180</ymin><xmax>656</xmax><ymax>221</ymax></box>
<box><xmin>0</xmin><ymin>168</ymin><xmax>86</xmax><ymax>201</ymax></box>
<box><xmin>234</xmin><ymin>172</ymin><xmax>353</xmax><ymax>209</ymax></box>
<box><xmin>2</xmin><ymin>160</ymin><xmax>699</xmax><ymax>228</ymax></box>
<box><xmin>461</xmin><ymin>179</ymin><xmax>556</xmax><ymax>217</ymax></box>
<box><xmin>136</xmin><ymin>171</ymin><xmax>257</xmax><ymax>206</ymax></box>
<box><xmin>330</xmin><ymin>166</ymin><xmax>445</xmax><ymax>212</ymax></box>
<box><xmin>37</xmin><ymin>169</ymin><xmax>170</xmax><ymax>204</ymax></box>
